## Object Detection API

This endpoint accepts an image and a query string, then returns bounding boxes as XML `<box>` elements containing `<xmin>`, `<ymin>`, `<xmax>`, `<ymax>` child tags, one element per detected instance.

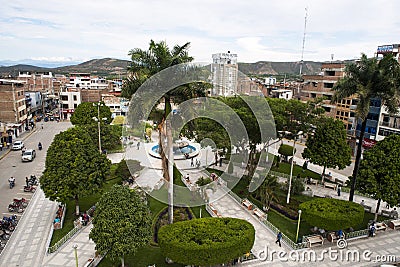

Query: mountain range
<box><xmin>0</xmin><ymin>58</ymin><xmax>323</xmax><ymax>78</ymax></box>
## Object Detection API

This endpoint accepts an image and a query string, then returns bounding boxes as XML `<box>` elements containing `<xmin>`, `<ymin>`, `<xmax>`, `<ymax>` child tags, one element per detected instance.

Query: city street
<box><xmin>0</xmin><ymin>121</ymin><xmax>71</xmax><ymax>265</ymax></box>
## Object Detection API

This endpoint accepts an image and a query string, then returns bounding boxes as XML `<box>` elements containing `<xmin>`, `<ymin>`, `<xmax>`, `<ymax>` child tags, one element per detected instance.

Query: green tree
<box><xmin>90</xmin><ymin>185</ymin><xmax>152</xmax><ymax>267</ymax></box>
<box><xmin>332</xmin><ymin>53</ymin><xmax>400</xmax><ymax>201</ymax></box>
<box><xmin>357</xmin><ymin>134</ymin><xmax>400</xmax><ymax>219</ymax></box>
<box><xmin>40</xmin><ymin>127</ymin><xmax>111</xmax><ymax>215</ymax></box>
<box><xmin>70</xmin><ymin>102</ymin><xmax>112</xmax><ymax>126</ymax></box>
<box><xmin>302</xmin><ymin>117</ymin><xmax>351</xmax><ymax>182</ymax></box>
<box><xmin>123</xmin><ymin>40</ymin><xmax>196</xmax><ymax>224</ymax></box>
<box><xmin>83</xmin><ymin>123</ymin><xmax>122</xmax><ymax>151</ymax></box>
<box><xmin>278</xmin><ymin>144</ymin><xmax>295</xmax><ymax>162</ymax></box>
<box><xmin>257</xmin><ymin>174</ymin><xmax>279</xmax><ymax>211</ymax></box>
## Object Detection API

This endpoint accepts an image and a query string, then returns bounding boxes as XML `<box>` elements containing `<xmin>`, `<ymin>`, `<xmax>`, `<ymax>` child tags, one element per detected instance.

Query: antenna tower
<box><xmin>297</xmin><ymin>8</ymin><xmax>308</xmax><ymax>95</ymax></box>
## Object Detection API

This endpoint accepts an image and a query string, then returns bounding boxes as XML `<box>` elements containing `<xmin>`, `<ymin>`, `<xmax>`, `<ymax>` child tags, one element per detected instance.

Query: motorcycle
<box><xmin>9</xmin><ymin>180</ymin><xmax>15</xmax><ymax>189</ymax></box>
<box><xmin>1</xmin><ymin>215</ymin><xmax>17</xmax><ymax>231</ymax></box>
<box><xmin>23</xmin><ymin>185</ymin><xmax>36</xmax><ymax>193</ymax></box>
<box><xmin>28</xmin><ymin>175</ymin><xmax>38</xmax><ymax>186</ymax></box>
<box><xmin>0</xmin><ymin>229</ymin><xmax>10</xmax><ymax>240</ymax></box>
<box><xmin>12</xmin><ymin>198</ymin><xmax>28</xmax><ymax>208</ymax></box>
<box><xmin>7</xmin><ymin>203</ymin><xmax>24</xmax><ymax>213</ymax></box>
<box><xmin>38</xmin><ymin>142</ymin><xmax>42</xmax><ymax>150</ymax></box>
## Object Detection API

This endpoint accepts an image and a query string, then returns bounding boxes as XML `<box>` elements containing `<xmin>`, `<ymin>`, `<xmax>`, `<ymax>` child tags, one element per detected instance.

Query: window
<box><xmin>73</xmin><ymin>95</ymin><xmax>77</xmax><ymax>101</ymax></box>
<box><xmin>323</xmin><ymin>83</ymin><xmax>334</xmax><ymax>88</ymax></box>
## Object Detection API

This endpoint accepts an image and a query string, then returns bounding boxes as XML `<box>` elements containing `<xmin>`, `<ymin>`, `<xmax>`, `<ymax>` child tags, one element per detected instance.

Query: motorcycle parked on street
<box><xmin>12</xmin><ymin>198</ymin><xmax>28</xmax><ymax>208</ymax></box>
<box><xmin>8</xmin><ymin>177</ymin><xmax>15</xmax><ymax>189</ymax></box>
<box><xmin>28</xmin><ymin>175</ymin><xmax>38</xmax><ymax>186</ymax></box>
<box><xmin>23</xmin><ymin>185</ymin><xmax>36</xmax><ymax>193</ymax></box>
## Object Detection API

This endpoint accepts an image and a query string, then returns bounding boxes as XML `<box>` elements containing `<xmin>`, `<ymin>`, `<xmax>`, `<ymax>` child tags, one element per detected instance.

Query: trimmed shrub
<box><xmin>299</xmin><ymin>198</ymin><xmax>364</xmax><ymax>230</ymax></box>
<box><xmin>158</xmin><ymin>217</ymin><xmax>255</xmax><ymax>265</ymax></box>
<box><xmin>278</xmin><ymin>144</ymin><xmax>295</xmax><ymax>162</ymax></box>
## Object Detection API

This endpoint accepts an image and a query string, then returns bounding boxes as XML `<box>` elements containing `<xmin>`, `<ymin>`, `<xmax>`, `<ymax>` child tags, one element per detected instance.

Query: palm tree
<box><xmin>123</xmin><ymin>40</ymin><xmax>204</xmax><ymax>224</ymax></box>
<box><xmin>257</xmin><ymin>174</ymin><xmax>279</xmax><ymax>211</ymax></box>
<box><xmin>332</xmin><ymin>53</ymin><xmax>400</xmax><ymax>202</ymax></box>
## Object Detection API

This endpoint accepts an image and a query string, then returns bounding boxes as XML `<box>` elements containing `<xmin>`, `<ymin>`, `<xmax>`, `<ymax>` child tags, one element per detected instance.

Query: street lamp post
<box><xmin>72</xmin><ymin>244</ymin><xmax>78</xmax><ymax>267</ymax></box>
<box><xmin>296</xmin><ymin>209</ymin><xmax>302</xmax><ymax>243</ymax></box>
<box><xmin>93</xmin><ymin>102</ymin><xmax>107</xmax><ymax>154</ymax></box>
<box><xmin>286</xmin><ymin>131</ymin><xmax>303</xmax><ymax>204</ymax></box>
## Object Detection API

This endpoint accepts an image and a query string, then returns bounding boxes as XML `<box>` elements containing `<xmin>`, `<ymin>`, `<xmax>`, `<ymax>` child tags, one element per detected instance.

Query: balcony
<box><xmin>379</xmin><ymin>121</ymin><xmax>400</xmax><ymax>130</ymax></box>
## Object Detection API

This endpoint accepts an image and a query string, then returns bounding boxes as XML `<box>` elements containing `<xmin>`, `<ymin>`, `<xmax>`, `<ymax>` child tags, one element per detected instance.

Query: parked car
<box><xmin>12</xmin><ymin>141</ymin><xmax>24</xmax><ymax>150</ymax></box>
<box><xmin>22</xmin><ymin>149</ymin><xmax>36</xmax><ymax>162</ymax></box>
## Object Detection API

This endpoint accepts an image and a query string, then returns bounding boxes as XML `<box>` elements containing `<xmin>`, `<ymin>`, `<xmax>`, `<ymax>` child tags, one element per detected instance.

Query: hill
<box><xmin>0</xmin><ymin>58</ymin><xmax>322</xmax><ymax>78</ymax></box>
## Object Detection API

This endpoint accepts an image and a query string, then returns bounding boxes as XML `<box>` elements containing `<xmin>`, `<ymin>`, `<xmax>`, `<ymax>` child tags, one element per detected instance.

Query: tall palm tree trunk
<box><xmin>349</xmin><ymin>118</ymin><xmax>367</xmax><ymax>202</ymax></box>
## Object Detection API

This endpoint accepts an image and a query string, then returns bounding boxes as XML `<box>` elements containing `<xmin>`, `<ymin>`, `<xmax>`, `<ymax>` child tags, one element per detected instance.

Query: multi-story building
<box><xmin>301</xmin><ymin>62</ymin><xmax>356</xmax><ymax>129</ymax></box>
<box><xmin>0</xmin><ymin>79</ymin><xmax>28</xmax><ymax>138</ymax></box>
<box><xmin>59</xmin><ymin>89</ymin><xmax>81</xmax><ymax>120</ymax></box>
<box><xmin>210</xmin><ymin>52</ymin><xmax>238</xmax><ymax>96</ymax></box>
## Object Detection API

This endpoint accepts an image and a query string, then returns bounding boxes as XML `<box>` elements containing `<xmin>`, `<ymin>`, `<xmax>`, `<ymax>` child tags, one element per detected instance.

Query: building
<box><xmin>59</xmin><ymin>89</ymin><xmax>81</xmax><ymax>120</ymax></box>
<box><xmin>301</xmin><ymin>62</ymin><xmax>358</xmax><ymax>133</ymax></box>
<box><xmin>103</xmin><ymin>95</ymin><xmax>129</xmax><ymax>118</ymax></box>
<box><xmin>270</xmin><ymin>89</ymin><xmax>293</xmax><ymax>99</ymax></box>
<box><xmin>210</xmin><ymin>52</ymin><xmax>238</xmax><ymax>96</ymax></box>
<box><xmin>0</xmin><ymin>79</ymin><xmax>28</xmax><ymax>137</ymax></box>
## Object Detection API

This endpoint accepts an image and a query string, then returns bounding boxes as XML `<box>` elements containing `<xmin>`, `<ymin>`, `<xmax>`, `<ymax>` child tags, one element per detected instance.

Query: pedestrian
<box><xmin>275</xmin><ymin>231</ymin><xmax>282</xmax><ymax>247</ymax></box>
<box><xmin>368</xmin><ymin>222</ymin><xmax>376</xmax><ymax>237</ymax></box>
<box><xmin>219</xmin><ymin>157</ymin><xmax>222</xmax><ymax>167</ymax></box>
<box><xmin>137</xmin><ymin>141</ymin><xmax>140</xmax><ymax>150</ymax></box>
<box><xmin>191</xmin><ymin>157</ymin><xmax>194</xmax><ymax>167</ymax></box>
<box><xmin>25</xmin><ymin>176</ymin><xmax>29</xmax><ymax>187</ymax></box>
<box><xmin>337</xmin><ymin>184</ymin><xmax>341</xmax><ymax>196</ymax></box>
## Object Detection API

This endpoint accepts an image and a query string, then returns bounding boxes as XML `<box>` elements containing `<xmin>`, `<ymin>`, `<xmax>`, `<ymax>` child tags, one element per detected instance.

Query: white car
<box><xmin>12</xmin><ymin>141</ymin><xmax>24</xmax><ymax>150</ymax></box>
<box><xmin>22</xmin><ymin>149</ymin><xmax>36</xmax><ymax>162</ymax></box>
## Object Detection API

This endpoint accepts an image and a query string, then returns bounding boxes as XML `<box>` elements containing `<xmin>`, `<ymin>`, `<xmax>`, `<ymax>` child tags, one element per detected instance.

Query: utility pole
<box><xmin>297</xmin><ymin>7</ymin><xmax>308</xmax><ymax>96</ymax></box>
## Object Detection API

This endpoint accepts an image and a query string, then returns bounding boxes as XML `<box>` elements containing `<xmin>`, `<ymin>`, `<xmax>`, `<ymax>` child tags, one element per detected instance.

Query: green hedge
<box><xmin>278</xmin><ymin>144</ymin><xmax>295</xmax><ymax>158</ymax></box>
<box><xmin>299</xmin><ymin>198</ymin><xmax>364</xmax><ymax>230</ymax></box>
<box><xmin>158</xmin><ymin>217</ymin><xmax>255</xmax><ymax>265</ymax></box>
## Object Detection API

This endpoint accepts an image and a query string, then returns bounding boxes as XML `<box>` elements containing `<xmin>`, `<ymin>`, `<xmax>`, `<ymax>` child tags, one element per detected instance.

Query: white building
<box><xmin>59</xmin><ymin>91</ymin><xmax>81</xmax><ymax>120</ymax></box>
<box><xmin>210</xmin><ymin>52</ymin><xmax>238</xmax><ymax>96</ymax></box>
<box><xmin>265</xmin><ymin>77</ymin><xmax>277</xmax><ymax>85</ymax></box>
<box><xmin>270</xmin><ymin>89</ymin><xmax>293</xmax><ymax>99</ymax></box>
<box><xmin>67</xmin><ymin>73</ymin><xmax>91</xmax><ymax>89</ymax></box>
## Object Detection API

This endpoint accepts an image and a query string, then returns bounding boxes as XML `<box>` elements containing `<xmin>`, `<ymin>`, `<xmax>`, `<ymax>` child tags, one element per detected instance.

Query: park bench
<box><xmin>306</xmin><ymin>235</ymin><xmax>324</xmax><ymax>248</ymax></box>
<box><xmin>335</xmin><ymin>178</ymin><xmax>345</xmax><ymax>186</ymax></box>
<box><xmin>375</xmin><ymin>222</ymin><xmax>387</xmax><ymax>232</ymax></box>
<box><xmin>361</xmin><ymin>204</ymin><xmax>372</xmax><ymax>213</ymax></box>
<box><xmin>381</xmin><ymin>209</ymin><xmax>399</xmax><ymax>219</ymax></box>
<box><xmin>309</xmin><ymin>179</ymin><xmax>318</xmax><ymax>185</ymax></box>
<box><xmin>323</xmin><ymin>182</ymin><xmax>337</xmax><ymax>190</ymax></box>
<box><xmin>253</xmin><ymin>208</ymin><xmax>267</xmax><ymax>221</ymax></box>
<box><xmin>327</xmin><ymin>232</ymin><xmax>345</xmax><ymax>242</ymax></box>
<box><xmin>388</xmin><ymin>219</ymin><xmax>400</xmax><ymax>230</ymax></box>
<box><xmin>208</xmin><ymin>204</ymin><xmax>222</xmax><ymax>218</ymax></box>
<box><xmin>322</xmin><ymin>173</ymin><xmax>335</xmax><ymax>182</ymax></box>
<box><xmin>242</xmin><ymin>198</ymin><xmax>253</xmax><ymax>210</ymax></box>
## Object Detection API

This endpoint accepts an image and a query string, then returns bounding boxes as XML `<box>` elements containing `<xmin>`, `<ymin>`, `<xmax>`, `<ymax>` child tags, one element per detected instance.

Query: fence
<box><xmin>47</xmin><ymin>226</ymin><xmax>80</xmax><ymax>254</ymax></box>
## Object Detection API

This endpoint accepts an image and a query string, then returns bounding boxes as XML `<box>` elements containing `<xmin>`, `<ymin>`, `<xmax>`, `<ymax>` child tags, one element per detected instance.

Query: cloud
<box><xmin>0</xmin><ymin>0</ymin><xmax>400</xmax><ymax>63</ymax></box>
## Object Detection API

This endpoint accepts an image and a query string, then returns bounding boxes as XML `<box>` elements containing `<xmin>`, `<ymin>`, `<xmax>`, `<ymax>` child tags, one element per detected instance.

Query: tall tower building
<box><xmin>210</xmin><ymin>51</ymin><xmax>238</xmax><ymax>96</ymax></box>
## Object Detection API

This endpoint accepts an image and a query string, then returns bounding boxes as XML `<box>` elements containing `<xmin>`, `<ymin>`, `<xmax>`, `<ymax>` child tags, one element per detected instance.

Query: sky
<box><xmin>1</xmin><ymin>0</ymin><xmax>400</xmax><ymax>66</ymax></box>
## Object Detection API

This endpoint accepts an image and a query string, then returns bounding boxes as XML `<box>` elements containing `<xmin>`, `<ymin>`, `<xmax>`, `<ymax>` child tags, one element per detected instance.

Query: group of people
<box><xmin>79</xmin><ymin>212</ymin><xmax>90</xmax><ymax>226</ymax></box>
<box><xmin>190</xmin><ymin>157</ymin><xmax>201</xmax><ymax>168</ymax></box>
<box><xmin>53</xmin><ymin>205</ymin><xmax>64</xmax><ymax>229</ymax></box>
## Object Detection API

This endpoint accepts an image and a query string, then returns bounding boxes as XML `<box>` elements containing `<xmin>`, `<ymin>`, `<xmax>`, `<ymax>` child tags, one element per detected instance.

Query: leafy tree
<box><xmin>90</xmin><ymin>185</ymin><xmax>152</xmax><ymax>267</ymax></box>
<box><xmin>283</xmin><ymin>176</ymin><xmax>305</xmax><ymax>196</ymax></box>
<box><xmin>300</xmin><ymin>198</ymin><xmax>364</xmax><ymax>230</ymax></box>
<box><xmin>257</xmin><ymin>174</ymin><xmax>279</xmax><ymax>211</ymax></box>
<box><xmin>83</xmin><ymin>123</ymin><xmax>122</xmax><ymax>151</ymax></box>
<box><xmin>302</xmin><ymin>117</ymin><xmax>351</xmax><ymax>182</ymax></box>
<box><xmin>70</xmin><ymin>102</ymin><xmax>112</xmax><ymax>126</ymax></box>
<box><xmin>357</xmin><ymin>134</ymin><xmax>400</xmax><ymax>219</ymax></box>
<box><xmin>278</xmin><ymin>144</ymin><xmax>295</xmax><ymax>162</ymax></box>
<box><xmin>332</xmin><ymin>53</ymin><xmax>400</xmax><ymax>201</ymax></box>
<box><xmin>40</xmin><ymin>127</ymin><xmax>111</xmax><ymax>215</ymax></box>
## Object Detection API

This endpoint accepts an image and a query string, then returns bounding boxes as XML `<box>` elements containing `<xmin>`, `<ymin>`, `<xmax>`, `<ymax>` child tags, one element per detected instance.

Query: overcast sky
<box><xmin>1</xmin><ymin>0</ymin><xmax>399</xmax><ymax>65</ymax></box>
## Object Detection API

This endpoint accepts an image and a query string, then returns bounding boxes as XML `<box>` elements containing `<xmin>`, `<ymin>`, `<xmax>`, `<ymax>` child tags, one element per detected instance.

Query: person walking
<box><xmin>191</xmin><ymin>157</ymin><xmax>194</xmax><ymax>167</ymax></box>
<box><xmin>337</xmin><ymin>184</ymin><xmax>341</xmax><ymax>196</ymax></box>
<box><xmin>25</xmin><ymin>177</ymin><xmax>29</xmax><ymax>187</ymax></box>
<box><xmin>137</xmin><ymin>141</ymin><xmax>140</xmax><ymax>150</ymax></box>
<box><xmin>275</xmin><ymin>231</ymin><xmax>282</xmax><ymax>247</ymax></box>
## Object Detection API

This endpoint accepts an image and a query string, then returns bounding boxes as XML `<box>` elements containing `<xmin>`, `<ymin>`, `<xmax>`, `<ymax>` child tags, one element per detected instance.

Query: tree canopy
<box><xmin>357</xmin><ymin>134</ymin><xmax>400</xmax><ymax>212</ymax></box>
<box><xmin>70</xmin><ymin>102</ymin><xmax>112</xmax><ymax>126</ymax></box>
<box><xmin>89</xmin><ymin>185</ymin><xmax>152</xmax><ymax>267</ymax></box>
<box><xmin>40</xmin><ymin>127</ymin><xmax>111</xmax><ymax>214</ymax></box>
<box><xmin>302</xmin><ymin>117</ymin><xmax>351</xmax><ymax>180</ymax></box>
<box><xmin>332</xmin><ymin>53</ymin><xmax>400</xmax><ymax>201</ymax></box>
